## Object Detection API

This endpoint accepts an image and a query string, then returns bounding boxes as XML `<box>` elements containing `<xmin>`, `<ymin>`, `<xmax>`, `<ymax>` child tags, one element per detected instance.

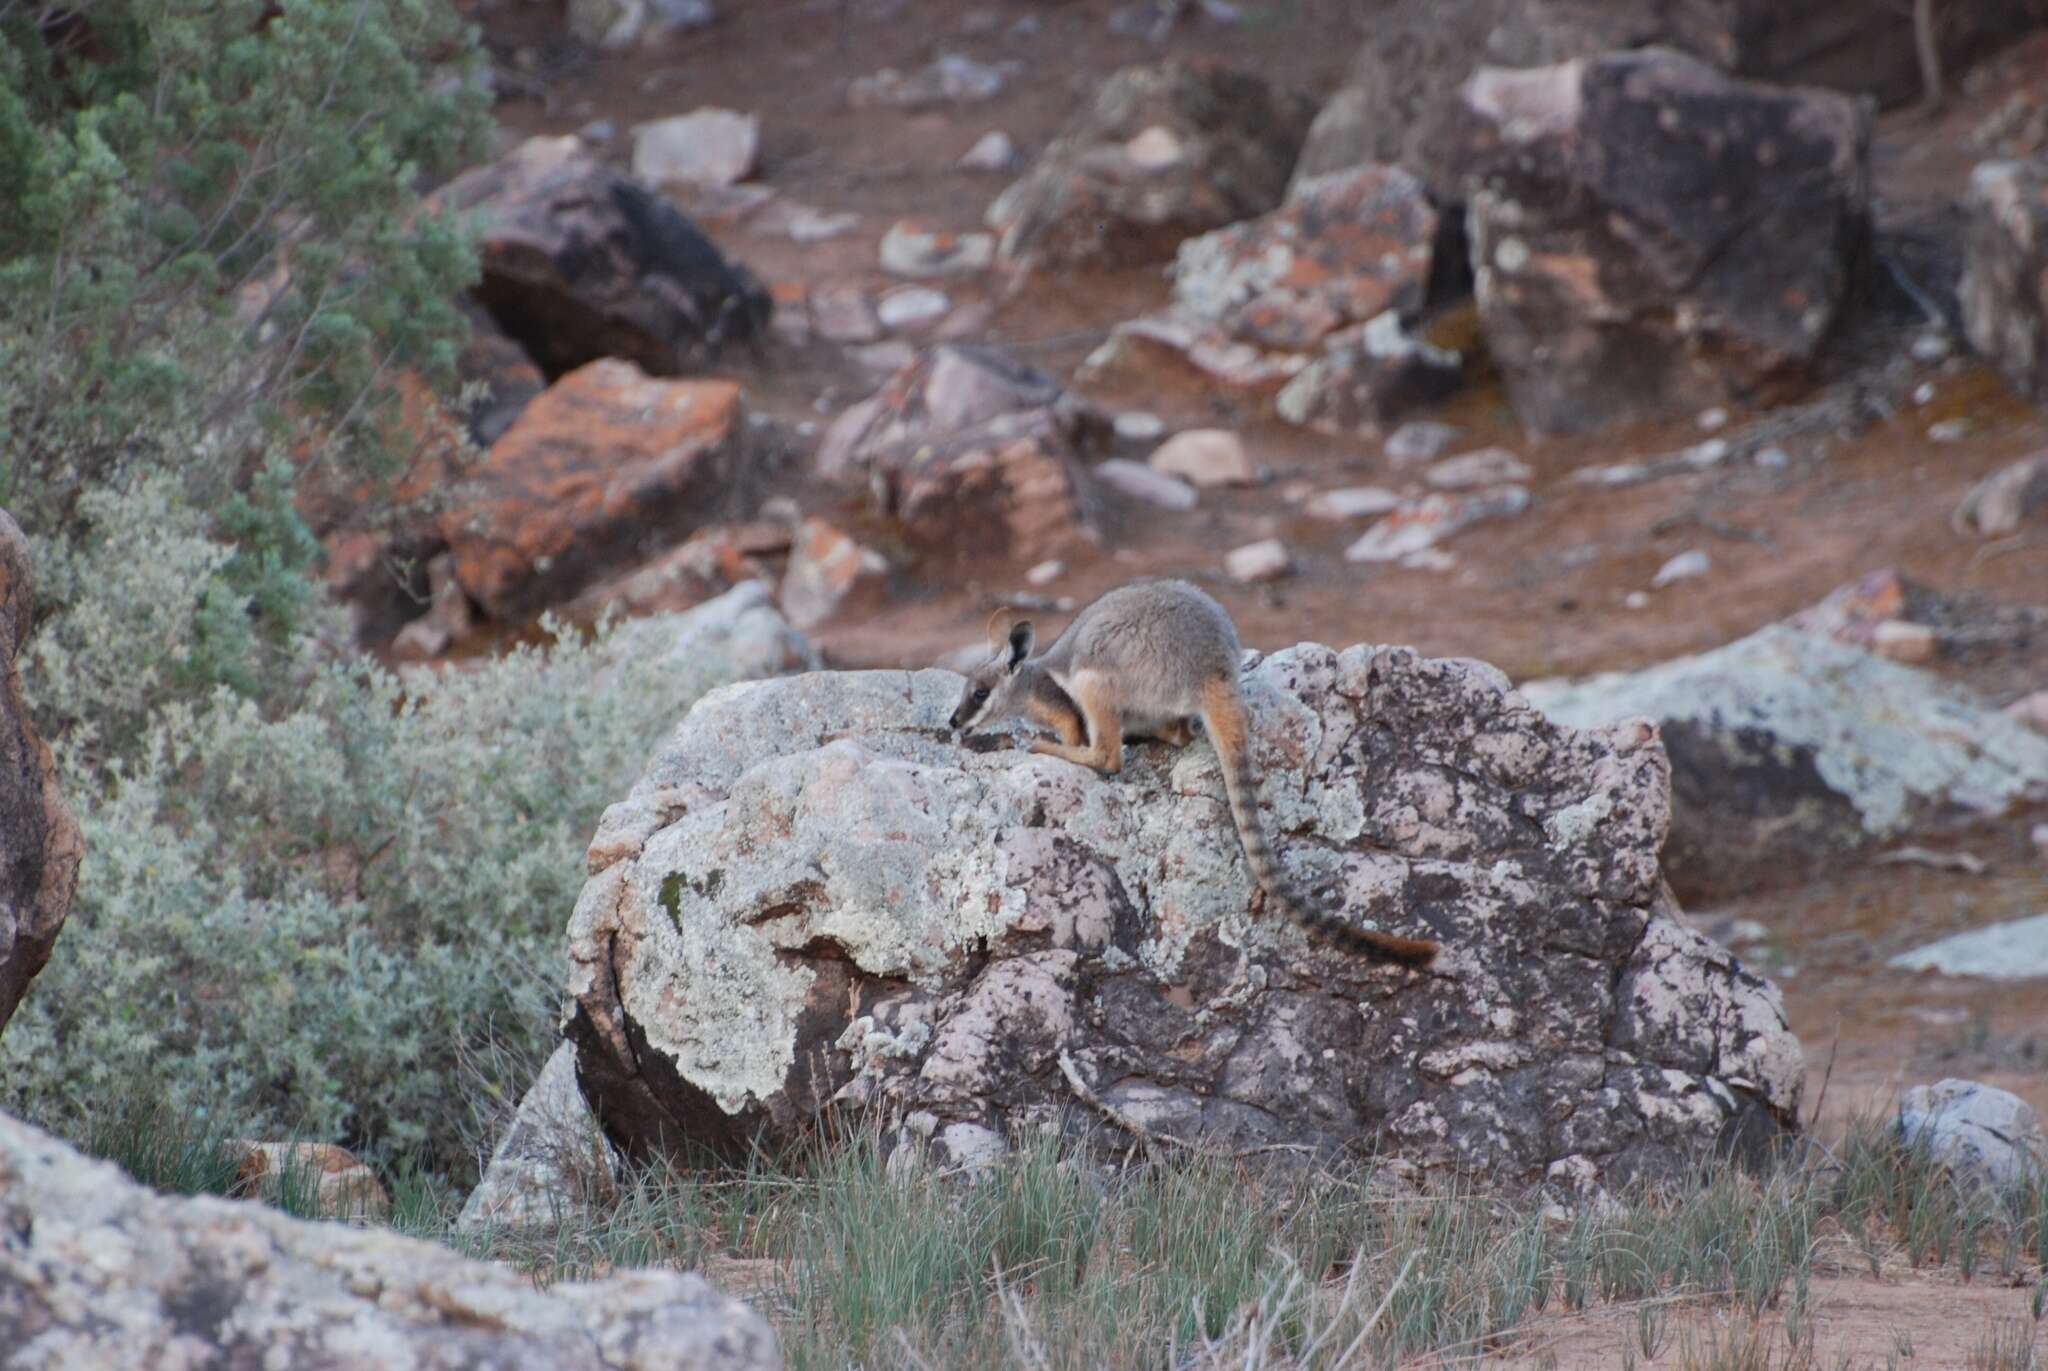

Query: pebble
<box><xmin>1425</xmin><ymin>446</ymin><xmax>1530</xmax><ymax>490</ymax></box>
<box><xmin>1305</xmin><ymin>486</ymin><xmax>1402</xmax><ymax>521</ymax></box>
<box><xmin>1624</xmin><ymin>591</ymin><xmax>1651</xmax><ymax>610</ymax></box>
<box><xmin>1024</xmin><ymin>559</ymin><xmax>1065</xmax><ymax>587</ymax></box>
<box><xmin>1928</xmin><ymin>419</ymin><xmax>1969</xmax><ymax>442</ymax></box>
<box><xmin>1911</xmin><ymin>333</ymin><xmax>1952</xmax><ymax>362</ymax></box>
<box><xmin>879</xmin><ymin>221</ymin><xmax>995</xmax><ymax>279</ymax></box>
<box><xmin>876</xmin><ymin>286</ymin><xmax>951</xmax><ymax>331</ymax></box>
<box><xmin>1871</xmin><ymin>619</ymin><xmax>1937</xmax><ymax>665</ymax></box>
<box><xmin>1225</xmin><ymin>538</ymin><xmax>1292</xmax><ymax>584</ymax></box>
<box><xmin>1095</xmin><ymin>459</ymin><xmax>1198</xmax><ymax>511</ymax></box>
<box><xmin>1113</xmin><ymin>411</ymin><xmax>1168</xmax><ymax>444</ymax></box>
<box><xmin>1912</xmin><ymin>381</ymin><xmax>1937</xmax><ymax>406</ymax></box>
<box><xmin>630</xmin><ymin>108</ymin><xmax>759</xmax><ymax>188</ymax></box>
<box><xmin>1681</xmin><ymin>438</ymin><xmax>1730</xmax><ymax>468</ymax></box>
<box><xmin>809</xmin><ymin>283</ymin><xmax>881</xmax><ymax>343</ymax></box>
<box><xmin>1148</xmin><ymin>429</ymin><xmax>1257</xmax><ymax>487</ymax></box>
<box><xmin>1754</xmin><ymin>446</ymin><xmax>1790</xmax><ymax>470</ymax></box>
<box><xmin>786</xmin><ymin>206</ymin><xmax>860</xmax><ymax>243</ymax></box>
<box><xmin>849</xmin><ymin>340</ymin><xmax>917</xmax><ymax>375</ymax></box>
<box><xmin>1650</xmin><ymin>549</ymin><xmax>1711</xmax><ymax>588</ymax></box>
<box><xmin>1697</xmin><ymin>407</ymin><xmax>1729</xmax><ymax>432</ymax></box>
<box><xmin>1384</xmin><ymin>420</ymin><xmax>1460</xmax><ymax>468</ymax></box>
<box><xmin>958</xmin><ymin>130</ymin><xmax>1018</xmax><ymax>172</ymax></box>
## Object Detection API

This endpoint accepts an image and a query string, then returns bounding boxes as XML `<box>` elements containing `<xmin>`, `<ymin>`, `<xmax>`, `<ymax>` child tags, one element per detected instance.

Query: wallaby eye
<box><xmin>972</xmin><ymin>687</ymin><xmax>990</xmax><ymax>703</ymax></box>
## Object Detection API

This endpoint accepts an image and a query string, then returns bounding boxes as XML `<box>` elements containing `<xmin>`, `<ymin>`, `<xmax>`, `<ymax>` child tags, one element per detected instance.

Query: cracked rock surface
<box><xmin>0</xmin><ymin>1110</ymin><xmax>779</xmax><ymax>1370</ymax></box>
<box><xmin>566</xmin><ymin>642</ymin><xmax>1803</xmax><ymax>1190</ymax></box>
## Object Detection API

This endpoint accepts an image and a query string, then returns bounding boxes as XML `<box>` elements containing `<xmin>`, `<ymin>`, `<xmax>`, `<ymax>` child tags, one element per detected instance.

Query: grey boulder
<box><xmin>1522</xmin><ymin>625</ymin><xmax>2048</xmax><ymax>898</ymax></box>
<box><xmin>0</xmin><ymin>1110</ymin><xmax>780</xmax><ymax>1370</ymax></box>
<box><xmin>565</xmin><ymin>641</ymin><xmax>1802</xmax><ymax>1193</ymax></box>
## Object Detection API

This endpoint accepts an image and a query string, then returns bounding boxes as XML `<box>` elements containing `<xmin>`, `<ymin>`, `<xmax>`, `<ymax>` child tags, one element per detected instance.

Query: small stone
<box><xmin>1871</xmin><ymin>618</ymin><xmax>1938</xmax><ymax>665</ymax></box>
<box><xmin>1928</xmin><ymin>418</ymin><xmax>1970</xmax><ymax>442</ymax></box>
<box><xmin>1343</xmin><ymin>487</ymin><xmax>1529</xmax><ymax>563</ymax></box>
<box><xmin>849</xmin><ymin>340</ymin><xmax>918</xmax><ymax>374</ymax></box>
<box><xmin>1148</xmin><ymin>428</ymin><xmax>1257</xmax><ymax>487</ymax></box>
<box><xmin>959</xmin><ymin>131</ymin><xmax>1018</xmax><ymax>172</ymax></box>
<box><xmin>786</xmin><ymin>205</ymin><xmax>860</xmax><ymax>242</ymax></box>
<box><xmin>1697</xmin><ymin>407</ymin><xmax>1730</xmax><ymax>431</ymax></box>
<box><xmin>1913</xmin><ymin>381</ymin><xmax>1938</xmax><ymax>406</ymax></box>
<box><xmin>1754</xmin><ymin>446</ymin><xmax>1790</xmax><ymax>470</ymax></box>
<box><xmin>1113</xmin><ymin>411</ymin><xmax>1167</xmax><ymax>444</ymax></box>
<box><xmin>1624</xmin><ymin>590</ymin><xmax>1651</xmax><ymax>609</ymax></box>
<box><xmin>1911</xmin><ymin>333</ymin><xmax>1952</xmax><ymax>362</ymax></box>
<box><xmin>578</xmin><ymin>118</ymin><xmax>617</xmax><ymax>145</ymax></box>
<box><xmin>1384</xmin><ymin>420</ymin><xmax>1461</xmax><ymax>468</ymax></box>
<box><xmin>1024</xmin><ymin>559</ymin><xmax>1065</xmax><ymax>587</ymax></box>
<box><xmin>2006</xmin><ymin>690</ymin><xmax>2048</xmax><ymax>732</ymax></box>
<box><xmin>1650</xmin><ymin>549</ymin><xmax>1711</xmax><ymax>588</ymax></box>
<box><xmin>1681</xmin><ymin>438</ymin><xmax>1731</xmax><ymax>468</ymax></box>
<box><xmin>1304</xmin><ymin>485</ymin><xmax>1402</xmax><ymax>521</ymax></box>
<box><xmin>630</xmin><ymin>108</ymin><xmax>759</xmax><ymax>188</ymax></box>
<box><xmin>876</xmin><ymin>286</ymin><xmax>952</xmax><ymax>331</ymax></box>
<box><xmin>1425</xmin><ymin>446</ymin><xmax>1530</xmax><ymax>490</ymax></box>
<box><xmin>850</xmin><ymin>53</ymin><xmax>1010</xmax><ymax>109</ymax></box>
<box><xmin>1124</xmin><ymin>125</ymin><xmax>1185</xmax><ymax>169</ymax></box>
<box><xmin>1225</xmin><ymin>538</ymin><xmax>1292</xmax><ymax>583</ymax></box>
<box><xmin>1095</xmin><ymin>458</ymin><xmax>1198</xmax><ymax>510</ymax></box>
<box><xmin>880</xmin><ymin>220</ymin><xmax>996</xmax><ymax>278</ymax></box>
<box><xmin>2033</xmin><ymin>822</ymin><xmax>2048</xmax><ymax>860</ymax></box>
<box><xmin>810</xmin><ymin>283</ymin><xmax>882</xmax><ymax>342</ymax></box>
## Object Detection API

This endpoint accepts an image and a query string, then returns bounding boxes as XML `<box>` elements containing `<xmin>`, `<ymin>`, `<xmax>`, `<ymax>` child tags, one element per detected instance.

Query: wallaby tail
<box><xmin>1199</xmin><ymin>680</ymin><xmax>1439</xmax><ymax>970</ymax></box>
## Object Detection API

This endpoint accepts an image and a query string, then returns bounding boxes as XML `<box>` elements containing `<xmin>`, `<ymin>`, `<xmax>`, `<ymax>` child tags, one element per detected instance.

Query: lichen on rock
<box><xmin>566</xmin><ymin>639</ymin><xmax>1803</xmax><ymax>1192</ymax></box>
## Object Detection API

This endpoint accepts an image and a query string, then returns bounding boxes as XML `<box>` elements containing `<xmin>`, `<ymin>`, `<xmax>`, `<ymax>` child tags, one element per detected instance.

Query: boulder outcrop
<box><xmin>436</xmin><ymin>135</ymin><xmax>770</xmax><ymax>379</ymax></box>
<box><xmin>565</xmin><ymin>640</ymin><xmax>1802</xmax><ymax>1193</ymax></box>
<box><xmin>1523</xmin><ymin>625</ymin><xmax>2048</xmax><ymax>899</ymax></box>
<box><xmin>0</xmin><ymin>1110</ymin><xmax>779</xmax><ymax>1369</ymax></box>
<box><xmin>986</xmin><ymin>62</ymin><xmax>1316</xmax><ymax>268</ymax></box>
<box><xmin>1962</xmin><ymin>160</ymin><xmax>2048</xmax><ymax>407</ymax></box>
<box><xmin>1451</xmin><ymin>49</ymin><xmax>1872</xmax><ymax>436</ymax></box>
<box><xmin>0</xmin><ymin>513</ymin><xmax>81</xmax><ymax>1038</ymax></box>
<box><xmin>441</xmin><ymin>361</ymin><xmax>761</xmax><ymax>622</ymax></box>
<box><xmin>815</xmin><ymin>346</ymin><xmax>1103</xmax><ymax>561</ymax></box>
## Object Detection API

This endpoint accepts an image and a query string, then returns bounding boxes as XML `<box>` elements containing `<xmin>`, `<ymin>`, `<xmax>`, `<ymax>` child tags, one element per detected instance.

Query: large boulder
<box><xmin>440</xmin><ymin>360</ymin><xmax>761</xmax><ymax>622</ymax></box>
<box><xmin>815</xmin><ymin>346</ymin><xmax>1104</xmax><ymax>561</ymax></box>
<box><xmin>0</xmin><ymin>1110</ymin><xmax>780</xmax><ymax>1369</ymax></box>
<box><xmin>565</xmin><ymin>641</ymin><xmax>1802</xmax><ymax>1192</ymax></box>
<box><xmin>436</xmin><ymin>135</ymin><xmax>769</xmax><ymax>379</ymax></box>
<box><xmin>1962</xmin><ymin>160</ymin><xmax>2048</xmax><ymax>406</ymax></box>
<box><xmin>0</xmin><ymin>514</ymin><xmax>81</xmax><ymax>1038</ymax></box>
<box><xmin>985</xmin><ymin>62</ymin><xmax>1317</xmax><ymax>269</ymax></box>
<box><xmin>1523</xmin><ymin>625</ymin><xmax>2048</xmax><ymax>899</ymax></box>
<box><xmin>1452</xmin><ymin>50</ymin><xmax>1872</xmax><ymax>436</ymax></box>
<box><xmin>458</xmin><ymin>1042</ymin><xmax>615</xmax><ymax>1231</ymax></box>
<box><xmin>1294</xmin><ymin>0</ymin><xmax>2045</xmax><ymax>202</ymax></box>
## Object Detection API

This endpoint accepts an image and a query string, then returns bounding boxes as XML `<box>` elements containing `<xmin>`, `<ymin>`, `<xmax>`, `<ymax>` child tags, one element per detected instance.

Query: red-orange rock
<box><xmin>441</xmin><ymin>360</ymin><xmax>752</xmax><ymax>622</ymax></box>
<box><xmin>779</xmin><ymin>518</ymin><xmax>893</xmax><ymax>630</ymax></box>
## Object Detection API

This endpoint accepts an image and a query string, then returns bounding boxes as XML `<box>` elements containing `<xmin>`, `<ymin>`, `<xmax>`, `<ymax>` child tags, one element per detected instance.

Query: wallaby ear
<box><xmin>1006</xmin><ymin>619</ymin><xmax>1035</xmax><ymax>670</ymax></box>
<box><xmin>986</xmin><ymin>607</ymin><xmax>1018</xmax><ymax>656</ymax></box>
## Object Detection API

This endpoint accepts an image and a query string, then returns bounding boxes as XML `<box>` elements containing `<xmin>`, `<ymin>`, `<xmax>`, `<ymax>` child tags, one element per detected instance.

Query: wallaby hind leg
<box><xmin>1148</xmin><ymin>718</ymin><xmax>1195</xmax><ymax>748</ymax></box>
<box><xmin>1028</xmin><ymin>673</ymin><xmax>1123</xmax><ymax>775</ymax></box>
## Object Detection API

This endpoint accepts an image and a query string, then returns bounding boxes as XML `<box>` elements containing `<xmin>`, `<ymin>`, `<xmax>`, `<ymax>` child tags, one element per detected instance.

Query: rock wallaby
<box><xmin>949</xmin><ymin>579</ymin><xmax>1439</xmax><ymax>968</ymax></box>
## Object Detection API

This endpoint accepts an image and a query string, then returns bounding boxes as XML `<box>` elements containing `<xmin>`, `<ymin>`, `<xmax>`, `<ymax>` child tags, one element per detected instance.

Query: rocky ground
<box><xmin>422</xmin><ymin>0</ymin><xmax>2048</xmax><ymax>1142</ymax></box>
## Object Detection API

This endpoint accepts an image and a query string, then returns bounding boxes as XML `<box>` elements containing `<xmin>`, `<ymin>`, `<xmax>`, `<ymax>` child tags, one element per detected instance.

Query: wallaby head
<box><xmin>950</xmin><ymin>608</ymin><xmax>1037</xmax><ymax>733</ymax></box>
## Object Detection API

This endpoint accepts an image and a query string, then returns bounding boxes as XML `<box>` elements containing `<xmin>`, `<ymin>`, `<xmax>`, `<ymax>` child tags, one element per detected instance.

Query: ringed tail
<box><xmin>1199</xmin><ymin>682</ymin><xmax>1440</xmax><ymax>970</ymax></box>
